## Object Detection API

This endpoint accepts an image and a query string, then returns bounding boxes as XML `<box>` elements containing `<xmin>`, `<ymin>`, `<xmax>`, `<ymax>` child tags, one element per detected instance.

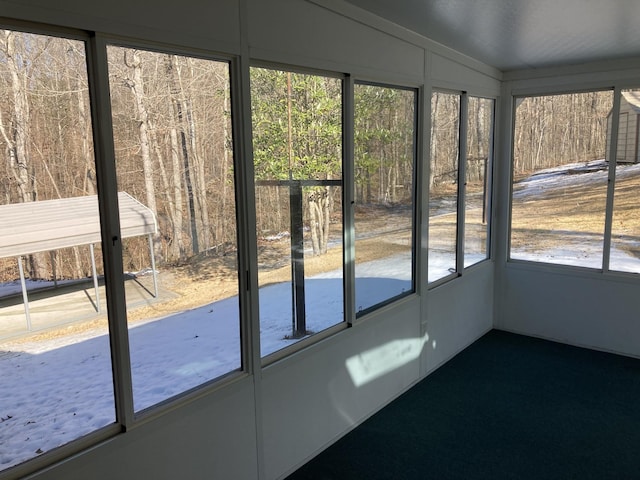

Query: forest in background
<box><xmin>0</xmin><ymin>29</ymin><xmax>619</xmax><ymax>284</ymax></box>
<box><xmin>513</xmin><ymin>91</ymin><xmax>613</xmax><ymax>176</ymax></box>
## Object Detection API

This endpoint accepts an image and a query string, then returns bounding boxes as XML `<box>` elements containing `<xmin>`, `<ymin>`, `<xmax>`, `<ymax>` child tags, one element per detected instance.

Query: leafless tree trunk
<box><xmin>429</xmin><ymin>93</ymin><xmax>439</xmax><ymax>191</ymax></box>
<box><xmin>165</xmin><ymin>54</ymin><xmax>199</xmax><ymax>254</ymax></box>
<box><xmin>1</xmin><ymin>31</ymin><xmax>32</xmax><ymax>204</ymax></box>
<box><xmin>124</xmin><ymin>49</ymin><xmax>160</xmax><ymax>260</ymax></box>
<box><xmin>169</xmin><ymin>127</ymin><xmax>186</xmax><ymax>260</ymax></box>
<box><xmin>124</xmin><ymin>51</ymin><xmax>157</xmax><ymax>213</ymax></box>
<box><xmin>180</xmin><ymin>59</ymin><xmax>211</xmax><ymax>250</ymax></box>
<box><xmin>220</xmin><ymin>84</ymin><xmax>231</xmax><ymax>243</ymax></box>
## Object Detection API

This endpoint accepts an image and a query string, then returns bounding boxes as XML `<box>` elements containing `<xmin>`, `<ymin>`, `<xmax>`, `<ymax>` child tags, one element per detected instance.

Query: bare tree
<box><xmin>164</xmin><ymin>54</ymin><xmax>199</xmax><ymax>255</ymax></box>
<box><xmin>0</xmin><ymin>31</ymin><xmax>49</xmax><ymax>278</ymax></box>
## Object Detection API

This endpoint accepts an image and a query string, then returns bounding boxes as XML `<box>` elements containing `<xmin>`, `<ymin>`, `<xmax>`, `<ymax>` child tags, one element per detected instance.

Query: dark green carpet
<box><xmin>286</xmin><ymin>330</ymin><xmax>640</xmax><ymax>479</ymax></box>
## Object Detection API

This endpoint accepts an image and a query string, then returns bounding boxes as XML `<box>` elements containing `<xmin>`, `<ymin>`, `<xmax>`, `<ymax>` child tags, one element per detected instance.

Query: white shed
<box><xmin>606</xmin><ymin>90</ymin><xmax>640</xmax><ymax>164</ymax></box>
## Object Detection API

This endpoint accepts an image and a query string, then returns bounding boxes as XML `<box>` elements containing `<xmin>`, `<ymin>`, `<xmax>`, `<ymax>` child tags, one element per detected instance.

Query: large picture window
<box><xmin>0</xmin><ymin>30</ymin><xmax>115</xmax><ymax>471</ymax></box>
<box><xmin>251</xmin><ymin>67</ymin><xmax>343</xmax><ymax>357</ymax></box>
<box><xmin>107</xmin><ymin>46</ymin><xmax>241</xmax><ymax>412</ymax></box>
<box><xmin>510</xmin><ymin>91</ymin><xmax>613</xmax><ymax>268</ymax></box>
<box><xmin>353</xmin><ymin>83</ymin><xmax>416</xmax><ymax>314</ymax></box>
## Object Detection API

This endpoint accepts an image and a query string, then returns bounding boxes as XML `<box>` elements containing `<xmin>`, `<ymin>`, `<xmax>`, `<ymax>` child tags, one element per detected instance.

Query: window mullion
<box><xmin>87</xmin><ymin>33</ymin><xmax>135</xmax><ymax>428</ymax></box>
<box><xmin>485</xmin><ymin>100</ymin><xmax>496</xmax><ymax>258</ymax></box>
<box><xmin>602</xmin><ymin>87</ymin><xmax>622</xmax><ymax>273</ymax></box>
<box><xmin>413</xmin><ymin>86</ymin><xmax>424</xmax><ymax>288</ymax></box>
<box><xmin>343</xmin><ymin>75</ymin><xmax>356</xmax><ymax>325</ymax></box>
<box><xmin>456</xmin><ymin>93</ymin><xmax>469</xmax><ymax>274</ymax></box>
<box><xmin>234</xmin><ymin>53</ymin><xmax>261</xmax><ymax>376</ymax></box>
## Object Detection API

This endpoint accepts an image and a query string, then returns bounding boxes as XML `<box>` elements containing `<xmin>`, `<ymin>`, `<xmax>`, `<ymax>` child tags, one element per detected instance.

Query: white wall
<box><xmin>429</xmin><ymin>52</ymin><xmax>501</xmax><ymax>95</ymax></box>
<box><xmin>0</xmin><ymin>1</ymin><xmax>500</xmax><ymax>479</ymax></box>
<box><xmin>423</xmin><ymin>264</ymin><xmax>494</xmax><ymax>375</ymax></box>
<box><xmin>248</xmin><ymin>0</ymin><xmax>425</xmax><ymax>83</ymax></box>
<box><xmin>262</xmin><ymin>297</ymin><xmax>422</xmax><ymax>479</ymax></box>
<box><xmin>497</xmin><ymin>265</ymin><xmax>640</xmax><ymax>356</ymax></box>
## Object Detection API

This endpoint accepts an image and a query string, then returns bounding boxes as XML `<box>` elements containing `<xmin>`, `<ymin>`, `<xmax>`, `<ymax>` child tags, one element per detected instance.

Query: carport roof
<box><xmin>0</xmin><ymin>192</ymin><xmax>157</xmax><ymax>259</ymax></box>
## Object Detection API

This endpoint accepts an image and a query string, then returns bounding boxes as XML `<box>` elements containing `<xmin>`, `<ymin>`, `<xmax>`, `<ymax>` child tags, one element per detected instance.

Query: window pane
<box><xmin>251</xmin><ymin>68</ymin><xmax>343</xmax><ymax>357</ymax></box>
<box><xmin>107</xmin><ymin>47</ymin><xmax>240</xmax><ymax>412</ymax></box>
<box><xmin>0</xmin><ymin>32</ymin><xmax>114</xmax><ymax>471</ymax></box>
<box><xmin>610</xmin><ymin>89</ymin><xmax>640</xmax><ymax>273</ymax></box>
<box><xmin>429</xmin><ymin>92</ymin><xmax>460</xmax><ymax>282</ymax></box>
<box><xmin>511</xmin><ymin>91</ymin><xmax>613</xmax><ymax>268</ymax></box>
<box><xmin>354</xmin><ymin>84</ymin><xmax>415</xmax><ymax>314</ymax></box>
<box><xmin>464</xmin><ymin>97</ymin><xmax>494</xmax><ymax>268</ymax></box>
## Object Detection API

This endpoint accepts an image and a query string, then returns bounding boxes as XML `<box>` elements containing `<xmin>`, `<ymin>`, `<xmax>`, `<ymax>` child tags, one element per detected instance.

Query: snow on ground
<box><xmin>0</xmin><ymin>252</ymin><xmax>413</xmax><ymax>470</ymax></box>
<box><xmin>513</xmin><ymin>159</ymin><xmax>609</xmax><ymax>198</ymax></box>
<box><xmin>514</xmin><ymin>159</ymin><xmax>640</xmax><ymax>198</ymax></box>
<box><xmin>512</xmin><ymin>245</ymin><xmax>640</xmax><ymax>271</ymax></box>
<box><xmin>3</xmin><ymin>160</ymin><xmax>640</xmax><ymax>471</ymax></box>
<box><xmin>511</xmin><ymin>159</ymin><xmax>640</xmax><ymax>271</ymax></box>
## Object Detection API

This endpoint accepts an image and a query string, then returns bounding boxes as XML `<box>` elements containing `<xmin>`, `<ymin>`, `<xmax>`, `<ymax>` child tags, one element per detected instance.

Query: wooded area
<box><xmin>513</xmin><ymin>91</ymin><xmax>613</xmax><ymax>176</ymax></box>
<box><xmin>107</xmin><ymin>46</ymin><xmax>235</xmax><ymax>270</ymax></box>
<box><xmin>354</xmin><ymin>84</ymin><xmax>415</xmax><ymax>206</ymax></box>
<box><xmin>251</xmin><ymin>68</ymin><xmax>342</xmax><ymax>257</ymax></box>
<box><xmin>510</xmin><ymin>90</ymin><xmax>615</xmax><ymax>266</ymax></box>
<box><xmin>0</xmin><ymin>32</ymin><xmax>238</xmax><ymax>283</ymax></box>
<box><xmin>0</xmin><ymin>29</ymin><xmax>619</xmax><ymax>285</ymax></box>
<box><xmin>0</xmin><ymin>32</ymin><xmax>97</xmax><ymax>282</ymax></box>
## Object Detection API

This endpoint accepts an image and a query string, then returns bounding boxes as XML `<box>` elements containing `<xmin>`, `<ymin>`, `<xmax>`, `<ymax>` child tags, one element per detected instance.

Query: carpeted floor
<box><xmin>286</xmin><ymin>329</ymin><xmax>640</xmax><ymax>479</ymax></box>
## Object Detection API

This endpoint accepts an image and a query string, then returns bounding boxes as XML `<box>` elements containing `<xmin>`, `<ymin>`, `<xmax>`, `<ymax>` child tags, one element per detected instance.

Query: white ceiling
<box><xmin>344</xmin><ymin>0</ymin><xmax>640</xmax><ymax>71</ymax></box>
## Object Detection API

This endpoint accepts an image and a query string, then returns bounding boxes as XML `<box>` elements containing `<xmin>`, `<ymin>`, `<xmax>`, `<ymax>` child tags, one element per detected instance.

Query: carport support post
<box><xmin>90</xmin><ymin>243</ymin><xmax>101</xmax><ymax>313</ymax></box>
<box><xmin>148</xmin><ymin>233</ymin><xmax>158</xmax><ymax>298</ymax></box>
<box><xmin>51</xmin><ymin>251</ymin><xmax>58</xmax><ymax>288</ymax></box>
<box><xmin>17</xmin><ymin>256</ymin><xmax>32</xmax><ymax>331</ymax></box>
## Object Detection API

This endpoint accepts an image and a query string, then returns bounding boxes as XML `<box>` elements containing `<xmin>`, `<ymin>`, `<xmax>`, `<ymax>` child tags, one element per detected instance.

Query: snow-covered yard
<box><xmin>1</xmin><ymin>252</ymin><xmax>413</xmax><ymax>470</ymax></box>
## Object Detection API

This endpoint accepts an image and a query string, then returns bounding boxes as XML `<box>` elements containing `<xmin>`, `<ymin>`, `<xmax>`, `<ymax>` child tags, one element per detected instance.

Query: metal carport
<box><xmin>0</xmin><ymin>192</ymin><xmax>157</xmax><ymax>330</ymax></box>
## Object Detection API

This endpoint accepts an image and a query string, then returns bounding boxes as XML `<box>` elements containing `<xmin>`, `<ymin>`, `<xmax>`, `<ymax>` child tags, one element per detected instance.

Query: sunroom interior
<box><xmin>1</xmin><ymin>0</ymin><xmax>640</xmax><ymax>479</ymax></box>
